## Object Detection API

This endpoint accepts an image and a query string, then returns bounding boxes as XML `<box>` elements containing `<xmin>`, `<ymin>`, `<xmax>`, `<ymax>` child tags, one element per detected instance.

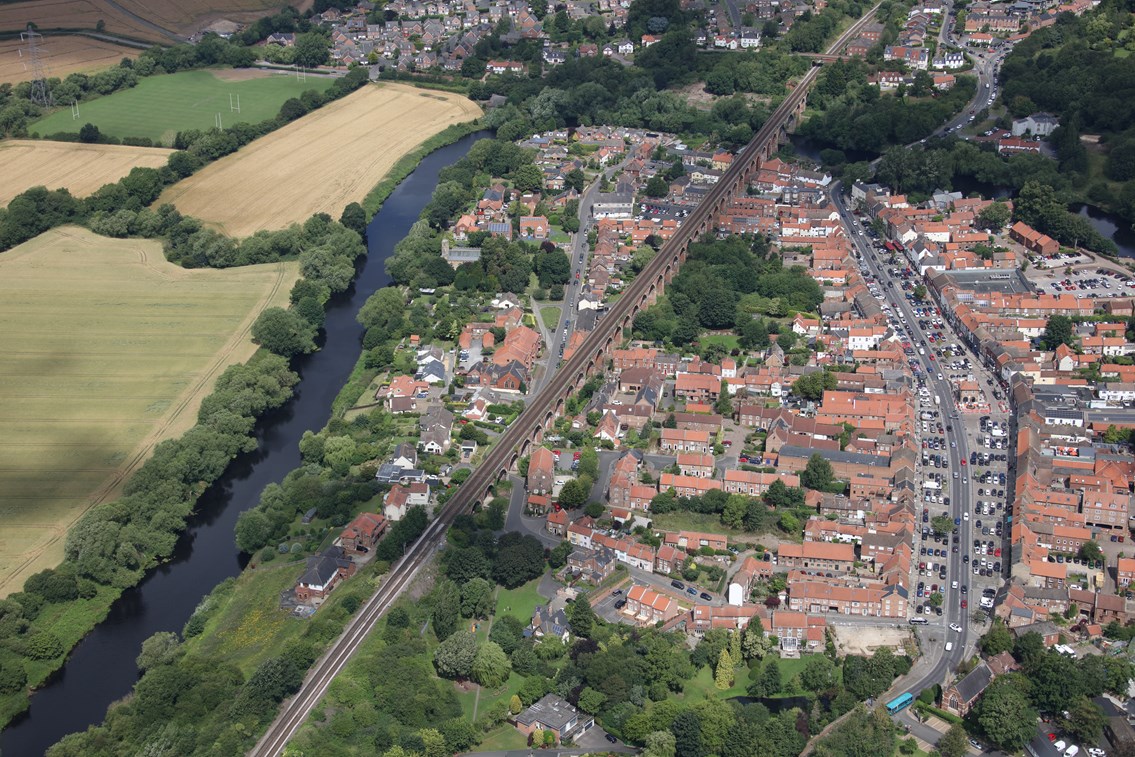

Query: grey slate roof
<box><xmin>953</xmin><ymin>661</ymin><xmax>993</xmax><ymax>704</ymax></box>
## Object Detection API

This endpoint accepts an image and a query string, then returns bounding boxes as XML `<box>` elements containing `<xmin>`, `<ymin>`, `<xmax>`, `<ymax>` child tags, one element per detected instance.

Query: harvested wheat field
<box><xmin>0</xmin><ymin>0</ymin><xmax>170</xmax><ymax>43</ymax></box>
<box><xmin>0</xmin><ymin>35</ymin><xmax>140</xmax><ymax>85</ymax></box>
<box><xmin>0</xmin><ymin>140</ymin><xmax>173</xmax><ymax>205</ymax></box>
<box><xmin>113</xmin><ymin>0</ymin><xmax>304</xmax><ymax>37</ymax></box>
<box><xmin>0</xmin><ymin>225</ymin><xmax>298</xmax><ymax>596</ymax></box>
<box><xmin>0</xmin><ymin>0</ymin><xmax>306</xmax><ymax>41</ymax></box>
<box><xmin>158</xmin><ymin>82</ymin><xmax>483</xmax><ymax>237</ymax></box>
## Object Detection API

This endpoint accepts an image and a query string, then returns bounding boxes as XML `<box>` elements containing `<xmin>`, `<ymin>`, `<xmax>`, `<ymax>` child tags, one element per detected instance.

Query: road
<box><xmin>537</xmin><ymin>160</ymin><xmax>627</xmax><ymax>394</ymax></box>
<box><xmin>252</xmin><ymin>10</ymin><xmax>883</xmax><ymax>755</ymax></box>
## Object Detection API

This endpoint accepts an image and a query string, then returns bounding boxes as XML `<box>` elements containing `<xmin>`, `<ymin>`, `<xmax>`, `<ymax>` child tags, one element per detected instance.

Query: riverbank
<box><xmin>0</xmin><ymin>123</ymin><xmax>488</xmax><ymax>755</ymax></box>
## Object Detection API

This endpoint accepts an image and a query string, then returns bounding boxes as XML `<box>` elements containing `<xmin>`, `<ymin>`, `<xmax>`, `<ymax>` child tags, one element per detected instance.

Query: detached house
<box><xmin>295</xmin><ymin>546</ymin><xmax>356</xmax><ymax>602</ymax></box>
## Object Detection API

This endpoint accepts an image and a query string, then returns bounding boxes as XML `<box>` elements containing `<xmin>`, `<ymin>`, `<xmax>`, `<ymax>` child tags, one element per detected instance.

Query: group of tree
<box><xmin>650</xmin><ymin>477</ymin><xmax>809</xmax><ymax>534</ymax></box>
<box><xmin>633</xmin><ymin>235</ymin><xmax>822</xmax><ymax>347</ymax></box>
<box><xmin>801</xmin><ymin>56</ymin><xmax>977</xmax><ymax>155</ymax></box>
<box><xmin>971</xmin><ymin>620</ymin><xmax>1134</xmax><ymax>750</ymax></box>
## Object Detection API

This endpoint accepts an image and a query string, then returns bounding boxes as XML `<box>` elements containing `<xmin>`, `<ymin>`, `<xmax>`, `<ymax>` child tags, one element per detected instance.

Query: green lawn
<box><xmin>495</xmin><ymin>576</ymin><xmax>548</xmax><ymax>623</ymax></box>
<box><xmin>32</xmin><ymin>69</ymin><xmax>335</xmax><ymax>144</ymax></box>
<box><xmin>683</xmin><ymin>663</ymin><xmax>750</xmax><ymax>699</ymax></box>
<box><xmin>650</xmin><ymin>511</ymin><xmax>747</xmax><ymax>539</ymax></box>
<box><xmin>457</xmin><ymin>671</ymin><xmax>527</xmax><ymax>720</ymax></box>
<box><xmin>698</xmin><ymin>333</ymin><xmax>740</xmax><ymax>350</ymax></box>
<box><xmin>540</xmin><ymin>305</ymin><xmax>562</xmax><ymax>328</ymax></box>
<box><xmin>478</xmin><ymin>723</ymin><xmax>531</xmax><ymax>751</ymax></box>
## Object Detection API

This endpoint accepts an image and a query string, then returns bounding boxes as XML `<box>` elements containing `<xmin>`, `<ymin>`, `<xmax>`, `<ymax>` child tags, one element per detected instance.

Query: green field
<box><xmin>494</xmin><ymin>577</ymin><xmax>548</xmax><ymax>623</ymax></box>
<box><xmin>31</xmin><ymin>69</ymin><xmax>335</xmax><ymax>145</ymax></box>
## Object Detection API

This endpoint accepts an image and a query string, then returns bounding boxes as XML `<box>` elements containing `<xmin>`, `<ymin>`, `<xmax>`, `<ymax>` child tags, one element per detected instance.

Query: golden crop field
<box><xmin>0</xmin><ymin>35</ymin><xmax>140</xmax><ymax>85</ymax></box>
<box><xmin>0</xmin><ymin>0</ymin><xmax>306</xmax><ymax>41</ymax></box>
<box><xmin>113</xmin><ymin>0</ymin><xmax>304</xmax><ymax>36</ymax></box>
<box><xmin>0</xmin><ymin>140</ymin><xmax>173</xmax><ymax>205</ymax></box>
<box><xmin>157</xmin><ymin>83</ymin><xmax>483</xmax><ymax>238</ymax></box>
<box><xmin>0</xmin><ymin>0</ymin><xmax>168</xmax><ymax>43</ymax></box>
<box><xmin>0</xmin><ymin>226</ymin><xmax>298</xmax><ymax>597</ymax></box>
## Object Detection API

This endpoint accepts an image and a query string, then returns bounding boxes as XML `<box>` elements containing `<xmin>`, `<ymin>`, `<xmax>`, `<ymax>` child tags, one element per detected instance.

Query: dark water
<box><xmin>1073</xmin><ymin>203</ymin><xmax>1135</xmax><ymax>259</ymax></box>
<box><xmin>788</xmin><ymin>135</ymin><xmax>874</xmax><ymax>166</ymax></box>
<box><xmin>0</xmin><ymin>130</ymin><xmax>491</xmax><ymax>757</ymax></box>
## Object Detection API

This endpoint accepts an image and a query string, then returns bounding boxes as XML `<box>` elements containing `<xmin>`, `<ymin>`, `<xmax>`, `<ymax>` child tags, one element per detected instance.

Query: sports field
<box><xmin>158</xmin><ymin>82</ymin><xmax>483</xmax><ymax>237</ymax></box>
<box><xmin>0</xmin><ymin>35</ymin><xmax>140</xmax><ymax>85</ymax></box>
<box><xmin>31</xmin><ymin>68</ymin><xmax>335</xmax><ymax>145</ymax></box>
<box><xmin>0</xmin><ymin>140</ymin><xmax>173</xmax><ymax>205</ymax></box>
<box><xmin>0</xmin><ymin>226</ymin><xmax>298</xmax><ymax>597</ymax></box>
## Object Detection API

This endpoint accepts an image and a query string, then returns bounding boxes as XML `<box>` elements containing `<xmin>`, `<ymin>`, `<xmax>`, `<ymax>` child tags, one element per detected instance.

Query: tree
<box><xmin>741</xmin><ymin>614</ymin><xmax>771</xmax><ymax>660</ymax></box>
<box><xmin>670</xmin><ymin>710</ymin><xmax>702</xmax><ymax>757</ymax></box>
<box><xmin>794</xmin><ymin>367</ymin><xmax>839</xmax><ymax>399</ymax></box>
<box><xmin>973</xmin><ymin>676</ymin><xmax>1037</xmax><ymax>752</ymax></box>
<box><xmin>645</xmin><ymin>175</ymin><xmax>669</xmax><ymax>197</ymax></box>
<box><xmin>578</xmin><ymin>686</ymin><xmax>607</xmax><ymax>714</ymax></box>
<box><xmin>0</xmin><ymin>662</ymin><xmax>26</xmax><ymax>694</ymax></box>
<box><xmin>136</xmin><ymin>631</ymin><xmax>183</xmax><ymax>671</ymax></box>
<box><xmin>801</xmin><ymin>453</ymin><xmax>835</xmax><ymax>491</ymax></box>
<box><xmin>800</xmin><ymin>654</ymin><xmax>837</xmax><ymax>692</ymax></box>
<box><xmin>509</xmin><ymin>694</ymin><xmax>523</xmax><ymax>714</ymax></box>
<box><xmin>1064</xmin><ymin>696</ymin><xmax>1106</xmax><ymax>744</ymax></box>
<box><xmin>568</xmin><ymin>595</ymin><xmax>596</xmax><ymax>638</ymax></box>
<box><xmin>446</xmin><ymin>547</ymin><xmax>492</xmax><ymax>584</ymax></box>
<box><xmin>492</xmin><ymin>533</ymin><xmax>546</xmax><ymax>588</ymax></box>
<box><xmin>434</xmin><ymin>630</ymin><xmax>478</xmax><ymax>679</ymax></box>
<box><xmin>512</xmin><ymin>164</ymin><xmax>544</xmax><ymax>193</ymax></box>
<box><xmin>578</xmin><ymin>446</ymin><xmax>599</xmax><ymax>480</ymax></box>
<box><xmin>931</xmin><ymin>514</ymin><xmax>955</xmax><ymax>537</ymax></box>
<box><xmin>79</xmin><ymin>122</ymin><xmax>101</xmax><ymax>143</ymax></box>
<box><xmin>714</xmin><ymin>647</ymin><xmax>735</xmax><ymax>689</ymax></box>
<box><xmin>1079</xmin><ymin>540</ymin><xmax>1104</xmax><ymax>564</ymax></box>
<box><xmin>460</xmin><ymin>577</ymin><xmax>494</xmax><ymax>618</ymax></box>
<box><xmin>1040</xmin><ymin>314</ymin><xmax>1075</xmax><ymax>351</ymax></box>
<box><xmin>558</xmin><ymin>478</ymin><xmax>590</xmax><ymax>508</ymax></box>
<box><xmin>472</xmin><ymin>640</ymin><xmax>512</xmax><ymax>688</ymax></box>
<box><xmin>980</xmin><ymin>619</ymin><xmax>1014</xmax><ymax>656</ymax></box>
<box><xmin>913</xmin><ymin>284</ymin><xmax>927</xmax><ymax>301</ymax></box>
<box><xmin>339</xmin><ymin>202</ymin><xmax>367</xmax><ymax>237</ymax></box>
<box><xmin>937</xmin><ymin>723</ymin><xmax>968</xmax><ymax>757</ymax></box>
<box><xmin>251</xmin><ymin>307</ymin><xmax>317</xmax><ymax>357</ymax></box>
<box><xmin>1013</xmin><ymin>631</ymin><xmax>1045</xmax><ymax>665</ymax></box>
<box><xmin>432</xmin><ymin>580</ymin><xmax>461</xmax><ymax>640</ymax></box>
<box><xmin>25</xmin><ymin>631</ymin><xmax>63</xmax><ymax>660</ymax></box>
<box><xmin>643</xmin><ymin>731</ymin><xmax>677</xmax><ymax>757</ymax></box>
<box><xmin>294</xmin><ymin>32</ymin><xmax>331</xmax><ymax>67</ymax></box>
<box><xmin>749</xmin><ymin>658</ymin><xmax>781</xmax><ymax>697</ymax></box>
<box><xmin>977</xmin><ymin>201</ymin><xmax>1010</xmax><ymax>231</ymax></box>
<box><xmin>245</xmin><ymin>655</ymin><xmax>304</xmax><ymax>703</ymax></box>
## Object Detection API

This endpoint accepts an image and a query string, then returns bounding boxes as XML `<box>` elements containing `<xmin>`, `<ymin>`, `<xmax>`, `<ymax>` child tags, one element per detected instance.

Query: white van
<box><xmin>945</xmin><ymin>642</ymin><xmax>954</xmax><ymax>652</ymax></box>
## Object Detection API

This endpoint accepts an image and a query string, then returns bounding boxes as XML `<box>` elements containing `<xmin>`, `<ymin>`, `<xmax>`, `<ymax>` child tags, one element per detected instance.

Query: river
<box><xmin>0</xmin><ymin>130</ymin><xmax>491</xmax><ymax>757</ymax></box>
<box><xmin>1073</xmin><ymin>203</ymin><xmax>1135</xmax><ymax>259</ymax></box>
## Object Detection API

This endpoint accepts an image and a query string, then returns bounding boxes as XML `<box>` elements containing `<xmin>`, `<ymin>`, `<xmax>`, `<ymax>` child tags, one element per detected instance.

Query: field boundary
<box><xmin>0</xmin><ymin>227</ymin><xmax>297</xmax><ymax>596</ymax></box>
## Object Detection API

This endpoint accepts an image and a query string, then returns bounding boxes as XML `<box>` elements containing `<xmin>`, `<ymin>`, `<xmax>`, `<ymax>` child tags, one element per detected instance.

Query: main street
<box><xmin>835</xmin><ymin>189</ymin><xmax>974</xmax><ymax>681</ymax></box>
